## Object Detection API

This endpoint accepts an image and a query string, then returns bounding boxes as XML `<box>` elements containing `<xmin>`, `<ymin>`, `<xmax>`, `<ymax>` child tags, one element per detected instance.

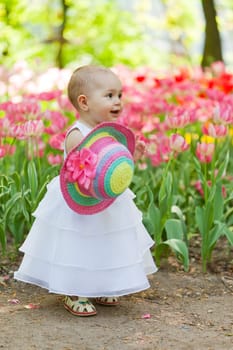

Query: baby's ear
<box><xmin>77</xmin><ymin>94</ymin><xmax>88</xmax><ymax>111</ymax></box>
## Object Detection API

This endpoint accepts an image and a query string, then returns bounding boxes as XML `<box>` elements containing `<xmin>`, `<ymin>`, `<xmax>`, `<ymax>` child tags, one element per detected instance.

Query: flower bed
<box><xmin>1</xmin><ymin>61</ymin><xmax>233</xmax><ymax>272</ymax></box>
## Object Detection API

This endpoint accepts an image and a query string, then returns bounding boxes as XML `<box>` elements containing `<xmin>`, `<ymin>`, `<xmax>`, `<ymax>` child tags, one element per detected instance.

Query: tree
<box><xmin>0</xmin><ymin>0</ymin><xmax>151</xmax><ymax>69</ymax></box>
<box><xmin>201</xmin><ymin>0</ymin><xmax>223</xmax><ymax>67</ymax></box>
<box><xmin>43</xmin><ymin>0</ymin><xmax>69</xmax><ymax>68</ymax></box>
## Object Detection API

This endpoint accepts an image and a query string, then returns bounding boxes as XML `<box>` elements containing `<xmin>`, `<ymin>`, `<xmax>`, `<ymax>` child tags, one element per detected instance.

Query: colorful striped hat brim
<box><xmin>60</xmin><ymin>122</ymin><xmax>135</xmax><ymax>215</ymax></box>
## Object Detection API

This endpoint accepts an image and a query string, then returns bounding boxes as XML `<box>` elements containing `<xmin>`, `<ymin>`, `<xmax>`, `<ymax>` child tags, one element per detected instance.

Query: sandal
<box><xmin>64</xmin><ymin>296</ymin><xmax>97</xmax><ymax>316</ymax></box>
<box><xmin>95</xmin><ymin>297</ymin><xmax>119</xmax><ymax>306</ymax></box>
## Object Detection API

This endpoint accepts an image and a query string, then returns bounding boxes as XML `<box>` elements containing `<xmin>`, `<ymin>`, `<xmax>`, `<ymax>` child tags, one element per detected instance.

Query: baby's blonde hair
<box><xmin>67</xmin><ymin>65</ymin><xmax>116</xmax><ymax>110</ymax></box>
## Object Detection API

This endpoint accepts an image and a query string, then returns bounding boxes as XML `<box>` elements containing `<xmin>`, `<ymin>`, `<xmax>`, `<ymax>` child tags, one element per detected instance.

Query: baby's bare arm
<box><xmin>65</xmin><ymin>129</ymin><xmax>83</xmax><ymax>154</ymax></box>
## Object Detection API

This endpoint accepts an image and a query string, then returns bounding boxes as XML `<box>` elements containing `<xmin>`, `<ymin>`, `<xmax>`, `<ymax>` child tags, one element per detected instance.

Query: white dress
<box><xmin>14</xmin><ymin>121</ymin><xmax>157</xmax><ymax>297</ymax></box>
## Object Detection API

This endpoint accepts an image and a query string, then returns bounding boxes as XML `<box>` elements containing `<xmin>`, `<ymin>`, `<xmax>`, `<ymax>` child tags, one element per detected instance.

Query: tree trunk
<box><xmin>56</xmin><ymin>0</ymin><xmax>69</xmax><ymax>68</ymax></box>
<box><xmin>201</xmin><ymin>0</ymin><xmax>223</xmax><ymax>68</ymax></box>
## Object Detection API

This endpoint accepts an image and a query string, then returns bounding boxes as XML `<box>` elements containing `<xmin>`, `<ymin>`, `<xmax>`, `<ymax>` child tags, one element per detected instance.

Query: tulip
<box><xmin>47</xmin><ymin>154</ymin><xmax>63</xmax><ymax>165</ymax></box>
<box><xmin>0</xmin><ymin>146</ymin><xmax>6</xmax><ymax>158</ymax></box>
<box><xmin>165</xmin><ymin>112</ymin><xmax>190</xmax><ymax>129</ymax></box>
<box><xmin>49</xmin><ymin>133</ymin><xmax>66</xmax><ymax>151</ymax></box>
<box><xmin>196</xmin><ymin>142</ymin><xmax>215</xmax><ymax>163</ymax></box>
<box><xmin>202</xmin><ymin>122</ymin><xmax>227</xmax><ymax>138</ymax></box>
<box><xmin>23</xmin><ymin>120</ymin><xmax>44</xmax><ymax>137</ymax></box>
<box><xmin>170</xmin><ymin>134</ymin><xmax>189</xmax><ymax>153</ymax></box>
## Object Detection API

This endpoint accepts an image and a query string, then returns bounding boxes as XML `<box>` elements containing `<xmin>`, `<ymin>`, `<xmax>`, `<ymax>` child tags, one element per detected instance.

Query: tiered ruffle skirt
<box><xmin>14</xmin><ymin>176</ymin><xmax>157</xmax><ymax>296</ymax></box>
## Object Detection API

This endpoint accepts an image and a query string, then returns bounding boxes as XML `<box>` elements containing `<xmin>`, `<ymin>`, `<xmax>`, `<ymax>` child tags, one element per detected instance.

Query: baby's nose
<box><xmin>114</xmin><ymin>96</ymin><xmax>121</xmax><ymax>104</ymax></box>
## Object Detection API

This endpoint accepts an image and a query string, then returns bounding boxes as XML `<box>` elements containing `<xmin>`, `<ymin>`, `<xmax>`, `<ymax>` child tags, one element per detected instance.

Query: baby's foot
<box><xmin>95</xmin><ymin>296</ymin><xmax>119</xmax><ymax>306</ymax></box>
<box><xmin>64</xmin><ymin>296</ymin><xmax>97</xmax><ymax>316</ymax></box>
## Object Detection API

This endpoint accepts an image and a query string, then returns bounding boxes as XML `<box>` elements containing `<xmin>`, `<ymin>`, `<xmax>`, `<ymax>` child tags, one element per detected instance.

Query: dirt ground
<box><xmin>1</xmin><ymin>242</ymin><xmax>233</xmax><ymax>350</ymax></box>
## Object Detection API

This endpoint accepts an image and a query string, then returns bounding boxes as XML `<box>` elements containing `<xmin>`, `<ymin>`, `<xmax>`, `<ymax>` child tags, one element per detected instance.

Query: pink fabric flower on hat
<box><xmin>65</xmin><ymin>148</ymin><xmax>97</xmax><ymax>189</ymax></box>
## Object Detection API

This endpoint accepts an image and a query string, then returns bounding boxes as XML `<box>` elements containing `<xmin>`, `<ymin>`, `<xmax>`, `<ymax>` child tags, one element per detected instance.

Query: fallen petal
<box><xmin>24</xmin><ymin>303</ymin><xmax>41</xmax><ymax>309</ymax></box>
<box><xmin>142</xmin><ymin>313</ymin><xmax>151</xmax><ymax>319</ymax></box>
<box><xmin>8</xmin><ymin>299</ymin><xmax>20</xmax><ymax>304</ymax></box>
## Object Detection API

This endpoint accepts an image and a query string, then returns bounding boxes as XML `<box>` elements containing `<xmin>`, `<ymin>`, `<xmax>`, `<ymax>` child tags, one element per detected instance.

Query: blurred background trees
<box><xmin>0</xmin><ymin>0</ymin><xmax>232</xmax><ymax>70</ymax></box>
<box><xmin>201</xmin><ymin>0</ymin><xmax>223</xmax><ymax>67</ymax></box>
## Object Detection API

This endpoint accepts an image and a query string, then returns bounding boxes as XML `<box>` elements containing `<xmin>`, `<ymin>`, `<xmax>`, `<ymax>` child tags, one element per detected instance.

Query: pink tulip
<box><xmin>150</xmin><ymin>152</ymin><xmax>166</xmax><ymax>166</ymax></box>
<box><xmin>47</xmin><ymin>154</ymin><xmax>63</xmax><ymax>165</ymax></box>
<box><xmin>202</xmin><ymin>122</ymin><xmax>227</xmax><ymax>138</ymax></box>
<box><xmin>146</xmin><ymin>134</ymin><xmax>171</xmax><ymax>166</ymax></box>
<box><xmin>7</xmin><ymin>100</ymin><xmax>40</xmax><ymax>118</ymax></box>
<box><xmin>23</xmin><ymin>120</ymin><xmax>44</xmax><ymax>137</ymax></box>
<box><xmin>58</xmin><ymin>94</ymin><xmax>74</xmax><ymax>111</ymax></box>
<box><xmin>170</xmin><ymin>134</ymin><xmax>189</xmax><ymax>153</ymax></box>
<box><xmin>196</xmin><ymin>142</ymin><xmax>215</xmax><ymax>163</ymax></box>
<box><xmin>0</xmin><ymin>146</ymin><xmax>6</xmax><ymax>158</ymax></box>
<box><xmin>141</xmin><ymin>117</ymin><xmax>160</xmax><ymax>133</ymax></box>
<box><xmin>49</xmin><ymin>133</ymin><xmax>66</xmax><ymax>151</ymax></box>
<box><xmin>10</xmin><ymin>124</ymin><xmax>26</xmax><ymax>140</ymax></box>
<box><xmin>213</xmin><ymin>103</ymin><xmax>233</xmax><ymax>125</ymax></box>
<box><xmin>165</xmin><ymin>111</ymin><xmax>190</xmax><ymax>129</ymax></box>
<box><xmin>43</xmin><ymin>110</ymin><xmax>67</xmax><ymax>134</ymax></box>
<box><xmin>194</xmin><ymin>180</ymin><xmax>204</xmax><ymax>197</ymax></box>
<box><xmin>37</xmin><ymin>90</ymin><xmax>62</xmax><ymax>101</ymax></box>
<box><xmin>194</xmin><ymin>179</ymin><xmax>227</xmax><ymax>198</ymax></box>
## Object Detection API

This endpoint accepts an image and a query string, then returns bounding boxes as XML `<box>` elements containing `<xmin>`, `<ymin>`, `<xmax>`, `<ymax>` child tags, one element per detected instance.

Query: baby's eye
<box><xmin>107</xmin><ymin>93</ymin><xmax>113</xmax><ymax>98</ymax></box>
<box><xmin>119</xmin><ymin>93</ymin><xmax>122</xmax><ymax>99</ymax></box>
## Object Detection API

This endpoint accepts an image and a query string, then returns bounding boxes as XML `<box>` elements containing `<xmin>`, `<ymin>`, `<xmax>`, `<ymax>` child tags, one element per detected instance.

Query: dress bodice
<box><xmin>64</xmin><ymin>121</ymin><xmax>92</xmax><ymax>158</ymax></box>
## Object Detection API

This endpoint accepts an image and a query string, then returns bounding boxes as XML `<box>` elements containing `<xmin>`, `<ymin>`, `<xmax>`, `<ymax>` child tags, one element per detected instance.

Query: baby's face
<box><xmin>85</xmin><ymin>72</ymin><xmax>123</xmax><ymax>125</ymax></box>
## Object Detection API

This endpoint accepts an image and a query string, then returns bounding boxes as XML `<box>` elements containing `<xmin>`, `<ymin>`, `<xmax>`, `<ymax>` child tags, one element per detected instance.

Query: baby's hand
<box><xmin>134</xmin><ymin>138</ymin><xmax>146</xmax><ymax>162</ymax></box>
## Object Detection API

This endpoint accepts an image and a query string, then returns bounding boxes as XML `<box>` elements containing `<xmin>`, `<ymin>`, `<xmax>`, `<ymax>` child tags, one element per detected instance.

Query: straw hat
<box><xmin>60</xmin><ymin>122</ymin><xmax>135</xmax><ymax>215</ymax></box>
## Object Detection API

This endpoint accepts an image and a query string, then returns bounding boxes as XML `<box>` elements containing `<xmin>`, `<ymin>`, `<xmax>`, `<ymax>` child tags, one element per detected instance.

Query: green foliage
<box><xmin>1</xmin><ymin>0</ymin><xmax>232</xmax><ymax>69</ymax></box>
<box><xmin>0</xmin><ymin>0</ymin><xmax>151</xmax><ymax>68</ymax></box>
<box><xmin>193</xmin><ymin>150</ymin><xmax>233</xmax><ymax>272</ymax></box>
<box><xmin>132</xmin><ymin>129</ymin><xmax>233</xmax><ymax>272</ymax></box>
<box><xmin>133</xmin><ymin>159</ymin><xmax>190</xmax><ymax>272</ymax></box>
<box><xmin>0</xmin><ymin>158</ymin><xmax>59</xmax><ymax>253</ymax></box>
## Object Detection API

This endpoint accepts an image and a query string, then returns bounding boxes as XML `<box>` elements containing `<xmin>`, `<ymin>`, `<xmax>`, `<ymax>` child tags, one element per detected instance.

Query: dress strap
<box><xmin>68</xmin><ymin>121</ymin><xmax>92</xmax><ymax>137</ymax></box>
<box><xmin>64</xmin><ymin>121</ymin><xmax>92</xmax><ymax>158</ymax></box>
